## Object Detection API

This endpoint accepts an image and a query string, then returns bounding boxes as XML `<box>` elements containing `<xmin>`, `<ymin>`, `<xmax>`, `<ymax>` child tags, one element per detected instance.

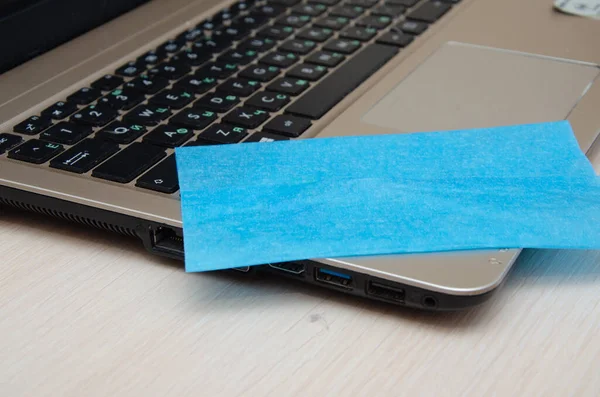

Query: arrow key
<box><xmin>50</xmin><ymin>138</ymin><xmax>120</xmax><ymax>174</ymax></box>
<box><xmin>8</xmin><ymin>139</ymin><xmax>64</xmax><ymax>164</ymax></box>
<box><xmin>136</xmin><ymin>155</ymin><xmax>180</xmax><ymax>194</ymax></box>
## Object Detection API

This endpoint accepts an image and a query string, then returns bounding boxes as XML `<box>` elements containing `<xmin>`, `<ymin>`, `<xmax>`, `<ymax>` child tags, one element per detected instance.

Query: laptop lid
<box><xmin>0</xmin><ymin>0</ymin><xmax>151</xmax><ymax>74</ymax></box>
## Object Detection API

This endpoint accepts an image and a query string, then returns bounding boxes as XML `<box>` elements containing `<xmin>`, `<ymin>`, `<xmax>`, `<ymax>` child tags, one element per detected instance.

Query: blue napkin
<box><xmin>175</xmin><ymin>121</ymin><xmax>600</xmax><ymax>272</ymax></box>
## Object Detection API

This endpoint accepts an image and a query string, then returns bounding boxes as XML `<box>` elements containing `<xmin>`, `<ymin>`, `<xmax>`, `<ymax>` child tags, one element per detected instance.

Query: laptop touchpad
<box><xmin>362</xmin><ymin>42</ymin><xmax>599</xmax><ymax>132</ymax></box>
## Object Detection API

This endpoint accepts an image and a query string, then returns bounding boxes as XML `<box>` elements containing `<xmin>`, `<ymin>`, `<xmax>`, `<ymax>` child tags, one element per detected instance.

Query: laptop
<box><xmin>1</xmin><ymin>0</ymin><xmax>598</xmax><ymax>311</ymax></box>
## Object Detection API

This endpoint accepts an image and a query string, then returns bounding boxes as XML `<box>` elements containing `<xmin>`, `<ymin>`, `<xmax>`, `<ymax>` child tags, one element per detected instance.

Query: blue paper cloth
<box><xmin>175</xmin><ymin>121</ymin><xmax>600</xmax><ymax>272</ymax></box>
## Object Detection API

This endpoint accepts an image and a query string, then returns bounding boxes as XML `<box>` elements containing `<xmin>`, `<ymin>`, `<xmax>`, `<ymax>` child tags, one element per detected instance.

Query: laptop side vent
<box><xmin>0</xmin><ymin>197</ymin><xmax>138</xmax><ymax>237</ymax></box>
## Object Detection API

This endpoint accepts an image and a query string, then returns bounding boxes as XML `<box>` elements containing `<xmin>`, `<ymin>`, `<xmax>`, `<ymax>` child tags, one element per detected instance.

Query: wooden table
<box><xmin>2</xmin><ymin>149</ymin><xmax>599</xmax><ymax>396</ymax></box>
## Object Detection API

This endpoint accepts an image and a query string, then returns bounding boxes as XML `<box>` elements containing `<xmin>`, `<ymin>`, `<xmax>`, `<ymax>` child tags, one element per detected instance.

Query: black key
<box><xmin>223</xmin><ymin>107</ymin><xmax>270</xmax><ymax>128</ymax></box>
<box><xmin>296</xmin><ymin>27</ymin><xmax>333</xmax><ymax>42</ymax></box>
<box><xmin>313</xmin><ymin>16</ymin><xmax>349</xmax><ymax>30</ymax></box>
<box><xmin>308</xmin><ymin>0</ymin><xmax>340</xmax><ymax>5</ymax></box>
<box><xmin>323</xmin><ymin>38</ymin><xmax>361</xmax><ymax>54</ymax></box>
<box><xmin>91</xmin><ymin>74</ymin><xmax>124</xmax><ymax>91</ymax></box>
<box><xmin>243</xmin><ymin>131</ymin><xmax>288</xmax><ymax>142</ymax></box>
<box><xmin>250</xmin><ymin>4</ymin><xmax>286</xmax><ymax>19</ymax></box>
<box><xmin>197</xmin><ymin>62</ymin><xmax>239</xmax><ymax>79</ymax></box>
<box><xmin>237</xmin><ymin>37</ymin><xmax>276</xmax><ymax>53</ymax></box>
<box><xmin>386</xmin><ymin>0</ymin><xmax>418</xmax><ymax>6</ymax></box>
<box><xmin>189</xmin><ymin>39</ymin><xmax>218</xmax><ymax>56</ymax></box>
<box><xmin>115</xmin><ymin>61</ymin><xmax>145</xmax><ymax>78</ymax></box>
<box><xmin>40</xmin><ymin>122</ymin><xmax>93</xmax><ymax>145</ymax></box>
<box><xmin>275</xmin><ymin>14</ymin><xmax>311</xmax><ymax>28</ymax></box>
<box><xmin>269</xmin><ymin>0</ymin><xmax>301</xmax><ymax>6</ymax></box>
<box><xmin>213</xmin><ymin>9</ymin><xmax>236</xmax><ymax>25</ymax></box>
<box><xmin>14</xmin><ymin>115</ymin><xmax>53</xmax><ymax>135</ymax></box>
<box><xmin>407</xmin><ymin>1</ymin><xmax>451</xmax><ymax>23</ymax></box>
<box><xmin>201</xmin><ymin>37</ymin><xmax>231</xmax><ymax>54</ymax></box>
<box><xmin>214</xmin><ymin>25</ymin><xmax>246</xmax><ymax>42</ymax></box>
<box><xmin>356</xmin><ymin>15</ymin><xmax>393</xmax><ymax>29</ymax></box>
<box><xmin>50</xmin><ymin>139</ymin><xmax>120</xmax><ymax>174</ymax></box>
<box><xmin>286</xmin><ymin>64</ymin><xmax>327</xmax><ymax>81</ymax></box>
<box><xmin>286</xmin><ymin>44</ymin><xmax>398</xmax><ymax>119</ymax></box>
<box><xmin>376</xmin><ymin>31</ymin><xmax>414</xmax><ymax>47</ymax></box>
<box><xmin>291</xmin><ymin>3</ymin><xmax>327</xmax><ymax>16</ymax></box>
<box><xmin>156</xmin><ymin>39</ymin><xmax>186</xmax><ymax>56</ymax></box>
<box><xmin>124</xmin><ymin>104</ymin><xmax>172</xmax><ymax>126</ymax></box>
<box><xmin>149</xmin><ymin>88</ymin><xmax>195</xmax><ymax>109</ymax></box>
<box><xmin>258</xmin><ymin>51</ymin><xmax>299</xmax><ymax>68</ymax></box>
<box><xmin>174</xmin><ymin>76</ymin><xmax>217</xmax><ymax>94</ymax></box>
<box><xmin>98</xmin><ymin>88</ymin><xmax>145</xmax><ymax>110</ymax></box>
<box><xmin>257</xmin><ymin>25</ymin><xmax>295</xmax><ymax>40</ymax></box>
<box><xmin>231</xmin><ymin>15</ymin><xmax>265</xmax><ymax>34</ymax></box>
<box><xmin>174</xmin><ymin>49</ymin><xmax>212</xmax><ymax>67</ymax></box>
<box><xmin>8</xmin><ymin>139</ymin><xmax>63</xmax><ymax>164</ymax></box>
<box><xmin>198</xmin><ymin>20</ymin><xmax>218</xmax><ymax>31</ymax></box>
<box><xmin>198</xmin><ymin>123</ymin><xmax>248</xmax><ymax>144</ymax></box>
<box><xmin>267</xmin><ymin>77</ymin><xmax>309</xmax><ymax>95</ymax></box>
<box><xmin>246</xmin><ymin>91</ymin><xmax>290</xmax><ymax>111</ymax></box>
<box><xmin>371</xmin><ymin>4</ymin><xmax>405</xmax><ymax>17</ymax></box>
<box><xmin>137</xmin><ymin>50</ymin><xmax>166</xmax><ymax>66</ymax></box>
<box><xmin>279</xmin><ymin>39</ymin><xmax>317</xmax><ymax>55</ymax></box>
<box><xmin>96</xmin><ymin>121</ymin><xmax>148</xmax><ymax>144</ymax></box>
<box><xmin>329</xmin><ymin>5</ymin><xmax>364</xmax><ymax>18</ymax></box>
<box><xmin>125</xmin><ymin>74</ymin><xmax>169</xmax><ymax>95</ymax></box>
<box><xmin>71</xmin><ymin>104</ymin><xmax>118</xmax><ymax>127</ymax></box>
<box><xmin>148</xmin><ymin>60</ymin><xmax>191</xmax><ymax>80</ymax></box>
<box><xmin>217</xmin><ymin>78</ymin><xmax>261</xmax><ymax>97</ymax></box>
<box><xmin>263</xmin><ymin>115</ymin><xmax>311</xmax><ymax>137</ymax></box>
<box><xmin>231</xmin><ymin>0</ymin><xmax>253</xmax><ymax>14</ymax></box>
<box><xmin>239</xmin><ymin>64</ymin><xmax>280</xmax><ymax>82</ymax></box>
<box><xmin>92</xmin><ymin>142</ymin><xmax>166</xmax><ymax>183</ymax></box>
<box><xmin>170</xmin><ymin>108</ymin><xmax>218</xmax><ymax>130</ymax></box>
<box><xmin>397</xmin><ymin>19</ymin><xmax>428</xmax><ymax>35</ymax></box>
<box><xmin>176</xmin><ymin>26</ymin><xmax>205</xmax><ymax>43</ymax></box>
<box><xmin>340</xmin><ymin>26</ymin><xmax>377</xmax><ymax>41</ymax></box>
<box><xmin>195</xmin><ymin>93</ymin><xmax>240</xmax><ymax>112</ymax></box>
<box><xmin>306</xmin><ymin>51</ymin><xmax>345</xmax><ymax>67</ymax></box>
<box><xmin>346</xmin><ymin>0</ymin><xmax>379</xmax><ymax>7</ymax></box>
<box><xmin>143</xmin><ymin>125</ymin><xmax>194</xmax><ymax>148</ymax></box>
<box><xmin>41</xmin><ymin>101</ymin><xmax>78</xmax><ymax>120</ymax></box>
<box><xmin>218</xmin><ymin>49</ymin><xmax>258</xmax><ymax>65</ymax></box>
<box><xmin>0</xmin><ymin>133</ymin><xmax>23</xmax><ymax>154</ymax></box>
<box><xmin>136</xmin><ymin>155</ymin><xmax>179</xmax><ymax>194</ymax></box>
<box><xmin>67</xmin><ymin>87</ymin><xmax>101</xmax><ymax>105</ymax></box>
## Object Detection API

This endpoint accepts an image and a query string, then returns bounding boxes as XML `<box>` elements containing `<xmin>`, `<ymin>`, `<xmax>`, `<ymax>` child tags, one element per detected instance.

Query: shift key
<box><xmin>92</xmin><ymin>142</ymin><xmax>166</xmax><ymax>183</ymax></box>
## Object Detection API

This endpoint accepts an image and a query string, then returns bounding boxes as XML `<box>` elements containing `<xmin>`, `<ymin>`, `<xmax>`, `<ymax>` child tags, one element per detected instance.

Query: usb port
<box><xmin>268</xmin><ymin>262</ymin><xmax>306</xmax><ymax>276</ymax></box>
<box><xmin>315</xmin><ymin>268</ymin><xmax>353</xmax><ymax>289</ymax></box>
<box><xmin>366</xmin><ymin>281</ymin><xmax>405</xmax><ymax>303</ymax></box>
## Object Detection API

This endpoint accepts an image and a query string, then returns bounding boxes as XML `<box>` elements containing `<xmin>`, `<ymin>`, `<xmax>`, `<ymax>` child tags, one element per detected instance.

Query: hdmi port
<box><xmin>268</xmin><ymin>262</ymin><xmax>306</xmax><ymax>276</ymax></box>
<box><xmin>366</xmin><ymin>281</ymin><xmax>405</xmax><ymax>303</ymax></box>
<box><xmin>315</xmin><ymin>268</ymin><xmax>353</xmax><ymax>289</ymax></box>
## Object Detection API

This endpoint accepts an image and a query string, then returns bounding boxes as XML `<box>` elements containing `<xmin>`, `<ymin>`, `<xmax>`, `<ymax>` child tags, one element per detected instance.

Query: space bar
<box><xmin>286</xmin><ymin>44</ymin><xmax>399</xmax><ymax>120</ymax></box>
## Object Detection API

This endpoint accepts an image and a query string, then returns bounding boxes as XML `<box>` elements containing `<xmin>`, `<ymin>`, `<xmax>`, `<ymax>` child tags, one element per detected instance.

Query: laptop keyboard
<box><xmin>1</xmin><ymin>0</ymin><xmax>458</xmax><ymax>194</ymax></box>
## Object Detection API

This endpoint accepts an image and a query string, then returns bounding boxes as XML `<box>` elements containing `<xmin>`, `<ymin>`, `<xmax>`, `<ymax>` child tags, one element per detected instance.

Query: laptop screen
<box><xmin>0</xmin><ymin>0</ymin><xmax>151</xmax><ymax>74</ymax></box>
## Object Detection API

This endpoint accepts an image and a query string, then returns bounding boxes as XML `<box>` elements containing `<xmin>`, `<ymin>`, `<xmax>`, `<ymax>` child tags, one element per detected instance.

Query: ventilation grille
<box><xmin>0</xmin><ymin>198</ymin><xmax>138</xmax><ymax>237</ymax></box>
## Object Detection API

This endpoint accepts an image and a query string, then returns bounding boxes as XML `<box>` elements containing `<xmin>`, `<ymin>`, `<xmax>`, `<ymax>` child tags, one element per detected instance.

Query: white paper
<box><xmin>554</xmin><ymin>0</ymin><xmax>600</xmax><ymax>19</ymax></box>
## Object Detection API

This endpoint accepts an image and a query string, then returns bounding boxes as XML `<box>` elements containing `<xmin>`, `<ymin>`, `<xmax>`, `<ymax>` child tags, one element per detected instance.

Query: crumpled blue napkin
<box><xmin>175</xmin><ymin>121</ymin><xmax>600</xmax><ymax>272</ymax></box>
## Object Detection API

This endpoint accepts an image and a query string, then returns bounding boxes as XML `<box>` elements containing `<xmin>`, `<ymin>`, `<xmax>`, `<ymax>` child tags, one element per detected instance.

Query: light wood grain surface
<box><xmin>1</xmin><ymin>209</ymin><xmax>599</xmax><ymax>397</ymax></box>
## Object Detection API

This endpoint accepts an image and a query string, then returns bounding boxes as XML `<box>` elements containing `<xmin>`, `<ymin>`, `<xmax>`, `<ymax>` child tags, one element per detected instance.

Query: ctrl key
<box><xmin>8</xmin><ymin>139</ymin><xmax>63</xmax><ymax>164</ymax></box>
<box><xmin>0</xmin><ymin>133</ymin><xmax>23</xmax><ymax>154</ymax></box>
